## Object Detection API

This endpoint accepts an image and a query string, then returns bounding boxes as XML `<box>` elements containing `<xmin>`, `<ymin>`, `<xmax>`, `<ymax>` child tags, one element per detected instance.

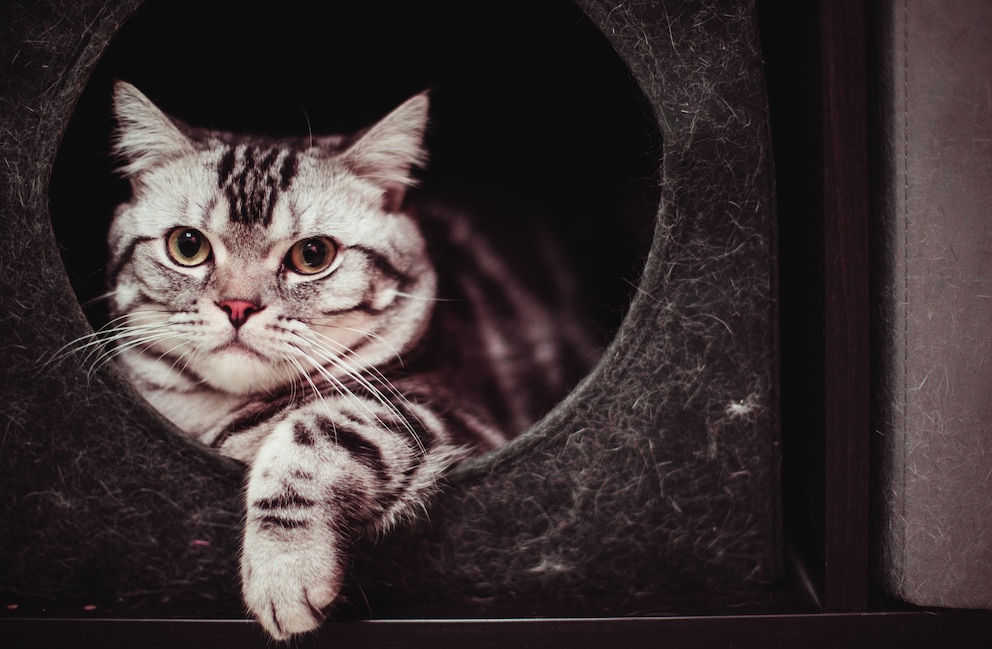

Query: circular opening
<box><xmin>46</xmin><ymin>1</ymin><xmax>663</xmax><ymax>613</ymax></box>
<box><xmin>31</xmin><ymin>0</ymin><xmax>781</xmax><ymax>619</ymax></box>
<box><xmin>51</xmin><ymin>0</ymin><xmax>660</xmax><ymax>346</ymax></box>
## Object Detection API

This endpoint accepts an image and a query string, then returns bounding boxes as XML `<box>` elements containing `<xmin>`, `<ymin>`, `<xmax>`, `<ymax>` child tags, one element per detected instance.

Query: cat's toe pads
<box><xmin>242</xmin><ymin>539</ymin><xmax>343</xmax><ymax>640</ymax></box>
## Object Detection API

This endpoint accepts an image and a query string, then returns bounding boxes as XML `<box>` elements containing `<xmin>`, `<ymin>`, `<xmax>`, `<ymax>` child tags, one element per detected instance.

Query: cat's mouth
<box><xmin>212</xmin><ymin>339</ymin><xmax>267</xmax><ymax>359</ymax></box>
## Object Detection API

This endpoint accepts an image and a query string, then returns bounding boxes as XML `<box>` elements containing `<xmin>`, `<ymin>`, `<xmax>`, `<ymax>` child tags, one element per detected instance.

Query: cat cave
<box><xmin>0</xmin><ymin>0</ymin><xmax>780</xmax><ymax>634</ymax></box>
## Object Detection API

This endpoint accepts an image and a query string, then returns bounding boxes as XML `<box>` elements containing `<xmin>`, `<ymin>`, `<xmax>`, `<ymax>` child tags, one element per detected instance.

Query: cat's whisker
<box><xmin>288</xmin><ymin>342</ymin><xmax>387</xmax><ymax>425</ymax></box>
<box><xmin>275</xmin><ymin>357</ymin><xmax>301</xmax><ymax>404</ymax></box>
<box><xmin>290</xmin><ymin>334</ymin><xmax>429</xmax><ymax>456</ymax></box>
<box><xmin>300</xmin><ymin>104</ymin><xmax>314</xmax><ymax>151</ymax></box>
<box><xmin>354</xmin><ymin>171</ymin><xmax>421</xmax><ymax>187</ymax></box>
<box><xmin>71</xmin><ymin>322</ymin><xmax>170</xmax><ymax>354</ymax></box>
<box><xmin>389</xmin><ymin>291</ymin><xmax>457</xmax><ymax>303</ymax></box>
<box><xmin>283</xmin><ymin>354</ymin><xmax>331</xmax><ymax>413</ymax></box>
<box><xmin>52</xmin><ymin>320</ymin><xmax>175</xmax><ymax>372</ymax></box>
<box><xmin>79</xmin><ymin>321</ymin><xmax>175</xmax><ymax>353</ymax></box>
<box><xmin>175</xmin><ymin>345</ymin><xmax>202</xmax><ymax>379</ymax></box>
<box><xmin>302</xmin><ymin>330</ymin><xmax>413</xmax><ymax>409</ymax></box>
<box><xmin>288</xmin><ymin>349</ymin><xmax>406</xmax><ymax>448</ymax></box>
<box><xmin>52</xmin><ymin>312</ymin><xmax>166</xmax><ymax>359</ymax></box>
<box><xmin>84</xmin><ymin>329</ymin><xmax>185</xmax><ymax>377</ymax></box>
<box><xmin>156</xmin><ymin>339</ymin><xmax>197</xmax><ymax>375</ymax></box>
<box><xmin>75</xmin><ymin>314</ymin><xmax>182</xmax><ymax>366</ymax></box>
<box><xmin>287</xmin><ymin>338</ymin><xmax>401</xmax><ymax>430</ymax></box>
<box><xmin>336</xmin><ymin>327</ymin><xmax>405</xmax><ymax>365</ymax></box>
<box><xmin>80</xmin><ymin>289</ymin><xmax>120</xmax><ymax>310</ymax></box>
<box><xmin>304</xmin><ymin>329</ymin><xmax>409</xmax><ymax>394</ymax></box>
<box><xmin>290</xmin><ymin>332</ymin><xmax>388</xmax><ymax>399</ymax></box>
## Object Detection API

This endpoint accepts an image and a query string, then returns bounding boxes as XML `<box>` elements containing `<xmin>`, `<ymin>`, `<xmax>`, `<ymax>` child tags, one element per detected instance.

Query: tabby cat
<box><xmin>98</xmin><ymin>81</ymin><xmax>595</xmax><ymax>638</ymax></box>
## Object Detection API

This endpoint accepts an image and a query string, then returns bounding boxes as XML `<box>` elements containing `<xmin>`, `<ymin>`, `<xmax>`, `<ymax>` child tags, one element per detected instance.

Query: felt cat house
<box><xmin>0</xmin><ymin>0</ymin><xmax>780</xmax><ymax>621</ymax></box>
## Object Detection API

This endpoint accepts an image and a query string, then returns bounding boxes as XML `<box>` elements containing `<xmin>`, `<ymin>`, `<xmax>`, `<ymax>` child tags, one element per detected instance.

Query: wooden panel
<box><xmin>819</xmin><ymin>0</ymin><xmax>871</xmax><ymax>611</ymax></box>
<box><xmin>4</xmin><ymin>610</ymin><xmax>992</xmax><ymax>649</ymax></box>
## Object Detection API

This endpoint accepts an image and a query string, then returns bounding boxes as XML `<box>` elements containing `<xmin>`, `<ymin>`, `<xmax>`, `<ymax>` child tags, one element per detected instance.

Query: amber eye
<box><xmin>166</xmin><ymin>228</ymin><xmax>212</xmax><ymax>267</ymax></box>
<box><xmin>286</xmin><ymin>237</ymin><xmax>337</xmax><ymax>275</ymax></box>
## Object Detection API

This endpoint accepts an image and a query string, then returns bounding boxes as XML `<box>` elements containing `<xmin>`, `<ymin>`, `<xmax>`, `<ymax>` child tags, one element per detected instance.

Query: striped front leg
<box><xmin>239</xmin><ymin>394</ymin><xmax>458</xmax><ymax>640</ymax></box>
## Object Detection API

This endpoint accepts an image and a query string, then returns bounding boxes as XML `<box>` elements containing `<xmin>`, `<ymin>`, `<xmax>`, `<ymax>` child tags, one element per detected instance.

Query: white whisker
<box><xmin>287</xmin><ymin>329</ymin><xmax>429</xmax><ymax>456</ymax></box>
<box><xmin>289</xmin><ymin>342</ymin><xmax>383</xmax><ymax>421</ymax></box>
<box><xmin>294</xmin><ymin>332</ymin><xmax>394</xmax><ymax>402</ymax></box>
<box><xmin>277</xmin><ymin>357</ymin><xmax>302</xmax><ymax>404</ymax></box>
<box><xmin>50</xmin><ymin>307</ymin><xmax>187</xmax><ymax>379</ymax></box>
<box><xmin>299</xmin><ymin>319</ymin><xmax>406</xmax><ymax>367</ymax></box>
<box><xmin>156</xmin><ymin>339</ymin><xmax>196</xmax><ymax>374</ymax></box>
<box><xmin>83</xmin><ymin>330</ymin><xmax>183</xmax><ymax>377</ymax></box>
<box><xmin>305</xmin><ymin>329</ymin><xmax>409</xmax><ymax>400</ymax></box>
<box><xmin>80</xmin><ymin>289</ymin><xmax>120</xmax><ymax>310</ymax></box>
<box><xmin>284</xmin><ymin>354</ymin><xmax>331</xmax><ymax>416</ymax></box>
<box><xmin>390</xmin><ymin>291</ymin><xmax>457</xmax><ymax>303</ymax></box>
<box><xmin>307</xmin><ymin>326</ymin><xmax>406</xmax><ymax>372</ymax></box>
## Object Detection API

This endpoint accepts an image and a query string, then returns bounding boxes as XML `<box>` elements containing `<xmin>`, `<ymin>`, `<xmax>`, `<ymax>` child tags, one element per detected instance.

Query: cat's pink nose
<box><xmin>218</xmin><ymin>300</ymin><xmax>263</xmax><ymax>329</ymax></box>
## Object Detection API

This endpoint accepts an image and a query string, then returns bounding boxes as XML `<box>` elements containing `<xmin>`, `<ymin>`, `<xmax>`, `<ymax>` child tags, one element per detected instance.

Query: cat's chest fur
<box><xmin>140</xmin><ymin>382</ymin><xmax>244</xmax><ymax>441</ymax></box>
<box><xmin>129</xmin><ymin>371</ymin><xmax>268</xmax><ymax>460</ymax></box>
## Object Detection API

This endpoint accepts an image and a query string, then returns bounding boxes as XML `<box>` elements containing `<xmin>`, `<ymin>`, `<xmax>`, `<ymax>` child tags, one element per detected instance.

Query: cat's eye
<box><xmin>286</xmin><ymin>237</ymin><xmax>337</xmax><ymax>276</ymax></box>
<box><xmin>166</xmin><ymin>227</ymin><xmax>212</xmax><ymax>267</ymax></box>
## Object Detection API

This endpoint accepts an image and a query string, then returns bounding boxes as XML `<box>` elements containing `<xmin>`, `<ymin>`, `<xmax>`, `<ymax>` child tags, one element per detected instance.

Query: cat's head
<box><xmin>107</xmin><ymin>81</ymin><xmax>435</xmax><ymax>395</ymax></box>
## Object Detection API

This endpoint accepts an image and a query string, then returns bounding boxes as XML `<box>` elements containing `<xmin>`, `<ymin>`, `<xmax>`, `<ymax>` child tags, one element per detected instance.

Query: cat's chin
<box><xmin>198</xmin><ymin>347</ymin><xmax>293</xmax><ymax>396</ymax></box>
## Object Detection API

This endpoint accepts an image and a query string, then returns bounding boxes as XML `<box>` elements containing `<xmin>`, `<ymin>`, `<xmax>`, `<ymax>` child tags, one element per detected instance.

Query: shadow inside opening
<box><xmin>50</xmin><ymin>0</ymin><xmax>661</xmax><ymax>347</ymax></box>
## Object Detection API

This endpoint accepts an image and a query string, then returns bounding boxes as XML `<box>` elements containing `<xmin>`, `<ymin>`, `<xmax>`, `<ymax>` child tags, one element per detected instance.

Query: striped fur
<box><xmin>217</xmin><ymin>145</ymin><xmax>299</xmax><ymax>226</ymax></box>
<box><xmin>98</xmin><ymin>82</ymin><xmax>596</xmax><ymax>639</ymax></box>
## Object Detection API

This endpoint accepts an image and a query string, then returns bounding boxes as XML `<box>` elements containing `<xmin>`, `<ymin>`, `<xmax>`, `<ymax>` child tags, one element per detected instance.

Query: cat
<box><xmin>98</xmin><ymin>81</ymin><xmax>598</xmax><ymax>639</ymax></box>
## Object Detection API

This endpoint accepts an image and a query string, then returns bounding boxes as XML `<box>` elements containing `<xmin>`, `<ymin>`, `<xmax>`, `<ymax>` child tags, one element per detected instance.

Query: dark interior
<box><xmin>50</xmin><ymin>0</ymin><xmax>661</xmax><ymax>339</ymax></box>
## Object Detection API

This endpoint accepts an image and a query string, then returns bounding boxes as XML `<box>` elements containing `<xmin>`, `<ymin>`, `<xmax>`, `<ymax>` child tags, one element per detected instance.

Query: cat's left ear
<box><xmin>342</xmin><ymin>92</ymin><xmax>429</xmax><ymax>211</ymax></box>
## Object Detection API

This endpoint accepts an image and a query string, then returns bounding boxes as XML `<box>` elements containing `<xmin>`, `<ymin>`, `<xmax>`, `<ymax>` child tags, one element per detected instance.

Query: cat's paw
<box><xmin>241</xmin><ymin>529</ymin><xmax>345</xmax><ymax>640</ymax></box>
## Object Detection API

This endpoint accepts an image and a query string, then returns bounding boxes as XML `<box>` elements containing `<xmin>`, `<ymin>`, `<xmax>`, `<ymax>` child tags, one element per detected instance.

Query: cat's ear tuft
<box><xmin>111</xmin><ymin>81</ymin><xmax>193</xmax><ymax>177</ymax></box>
<box><xmin>342</xmin><ymin>92</ymin><xmax>430</xmax><ymax>211</ymax></box>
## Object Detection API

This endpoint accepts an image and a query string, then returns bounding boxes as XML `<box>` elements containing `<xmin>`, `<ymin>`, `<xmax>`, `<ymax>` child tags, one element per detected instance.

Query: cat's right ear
<box><xmin>341</xmin><ymin>92</ymin><xmax>430</xmax><ymax>211</ymax></box>
<box><xmin>111</xmin><ymin>81</ymin><xmax>193</xmax><ymax>177</ymax></box>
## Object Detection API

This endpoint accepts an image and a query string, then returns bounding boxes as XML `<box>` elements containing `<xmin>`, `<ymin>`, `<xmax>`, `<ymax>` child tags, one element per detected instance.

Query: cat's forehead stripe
<box><xmin>217</xmin><ymin>143</ymin><xmax>299</xmax><ymax>226</ymax></box>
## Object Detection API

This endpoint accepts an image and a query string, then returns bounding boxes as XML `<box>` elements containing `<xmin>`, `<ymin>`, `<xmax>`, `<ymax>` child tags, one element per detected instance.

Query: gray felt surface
<box><xmin>0</xmin><ymin>0</ymin><xmax>780</xmax><ymax>615</ymax></box>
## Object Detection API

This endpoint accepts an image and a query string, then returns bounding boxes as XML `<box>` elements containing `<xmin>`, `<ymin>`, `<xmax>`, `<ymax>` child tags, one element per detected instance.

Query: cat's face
<box><xmin>107</xmin><ymin>82</ymin><xmax>435</xmax><ymax>395</ymax></box>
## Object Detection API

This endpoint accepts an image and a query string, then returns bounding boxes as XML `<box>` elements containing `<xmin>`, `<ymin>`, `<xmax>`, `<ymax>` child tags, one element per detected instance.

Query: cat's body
<box><xmin>103</xmin><ymin>82</ymin><xmax>596</xmax><ymax>639</ymax></box>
